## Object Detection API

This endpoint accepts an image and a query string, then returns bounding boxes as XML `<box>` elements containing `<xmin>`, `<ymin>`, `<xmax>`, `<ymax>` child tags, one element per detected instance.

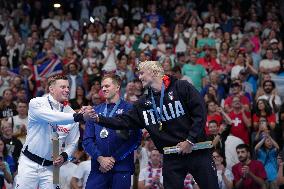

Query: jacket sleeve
<box><xmin>82</xmin><ymin>119</ymin><xmax>102</xmax><ymax>161</ymax></box>
<box><xmin>112</xmin><ymin>129</ymin><xmax>142</xmax><ymax>161</ymax></box>
<box><xmin>62</xmin><ymin>122</ymin><xmax>80</xmax><ymax>158</ymax></box>
<box><xmin>177</xmin><ymin>80</ymin><xmax>207</xmax><ymax>143</ymax></box>
<box><xmin>98</xmin><ymin>103</ymin><xmax>144</xmax><ymax>130</ymax></box>
<box><xmin>29</xmin><ymin>98</ymin><xmax>75</xmax><ymax>125</ymax></box>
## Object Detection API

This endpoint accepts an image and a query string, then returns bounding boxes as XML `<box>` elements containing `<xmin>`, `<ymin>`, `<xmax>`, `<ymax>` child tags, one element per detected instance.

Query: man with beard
<box><xmin>257</xmin><ymin>80</ymin><xmax>281</xmax><ymax>113</ymax></box>
<box><xmin>232</xmin><ymin>144</ymin><xmax>266</xmax><ymax>189</ymax></box>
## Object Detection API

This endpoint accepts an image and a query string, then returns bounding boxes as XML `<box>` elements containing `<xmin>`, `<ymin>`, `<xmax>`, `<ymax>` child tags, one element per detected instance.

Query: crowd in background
<box><xmin>0</xmin><ymin>0</ymin><xmax>284</xmax><ymax>188</ymax></box>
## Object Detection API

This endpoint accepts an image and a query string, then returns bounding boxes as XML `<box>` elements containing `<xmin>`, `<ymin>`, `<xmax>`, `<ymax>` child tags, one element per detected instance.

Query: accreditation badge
<box><xmin>100</xmin><ymin>128</ymin><xmax>109</xmax><ymax>138</ymax></box>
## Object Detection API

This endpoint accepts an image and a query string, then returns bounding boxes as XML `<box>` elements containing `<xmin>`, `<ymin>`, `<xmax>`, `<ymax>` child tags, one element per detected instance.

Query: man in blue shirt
<box><xmin>83</xmin><ymin>75</ymin><xmax>141</xmax><ymax>189</ymax></box>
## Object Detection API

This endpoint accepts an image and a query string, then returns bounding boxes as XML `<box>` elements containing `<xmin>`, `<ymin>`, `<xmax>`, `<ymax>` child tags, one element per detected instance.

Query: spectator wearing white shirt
<box><xmin>259</xmin><ymin>48</ymin><xmax>280</xmax><ymax>76</ymax></box>
<box><xmin>61</xmin><ymin>12</ymin><xmax>79</xmax><ymax>48</ymax></box>
<box><xmin>41</xmin><ymin>11</ymin><xmax>60</xmax><ymax>39</ymax></box>
<box><xmin>102</xmin><ymin>39</ymin><xmax>119</xmax><ymax>72</ymax></box>
<box><xmin>8</xmin><ymin>101</ymin><xmax>28</xmax><ymax>144</ymax></box>
<box><xmin>71</xmin><ymin>156</ymin><xmax>91</xmax><ymax>189</ymax></box>
<box><xmin>138</xmin><ymin>149</ymin><xmax>163</xmax><ymax>189</ymax></box>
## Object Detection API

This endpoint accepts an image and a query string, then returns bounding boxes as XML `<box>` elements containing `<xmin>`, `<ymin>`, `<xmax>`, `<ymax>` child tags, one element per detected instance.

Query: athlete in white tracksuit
<box><xmin>15</xmin><ymin>75</ymin><xmax>84</xmax><ymax>189</ymax></box>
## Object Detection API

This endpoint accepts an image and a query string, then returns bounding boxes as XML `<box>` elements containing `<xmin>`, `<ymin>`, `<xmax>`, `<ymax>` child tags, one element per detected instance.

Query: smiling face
<box><xmin>49</xmin><ymin>79</ymin><xmax>70</xmax><ymax>103</ymax></box>
<box><xmin>138</xmin><ymin>68</ymin><xmax>153</xmax><ymax>88</ymax></box>
<box><xmin>101</xmin><ymin>78</ymin><xmax>120</xmax><ymax>101</ymax></box>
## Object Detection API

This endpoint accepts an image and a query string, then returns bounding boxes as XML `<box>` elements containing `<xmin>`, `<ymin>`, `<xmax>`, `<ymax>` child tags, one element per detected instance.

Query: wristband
<box><xmin>186</xmin><ymin>139</ymin><xmax>194</xmax><ymax>146</ymax></box>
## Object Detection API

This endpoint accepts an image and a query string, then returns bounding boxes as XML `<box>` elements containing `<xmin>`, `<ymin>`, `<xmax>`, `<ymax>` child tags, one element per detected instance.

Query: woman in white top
<box><xmin>212</xmin><ymin>149</ymin><xmax>234</xmax><ymax>189</ymax></box>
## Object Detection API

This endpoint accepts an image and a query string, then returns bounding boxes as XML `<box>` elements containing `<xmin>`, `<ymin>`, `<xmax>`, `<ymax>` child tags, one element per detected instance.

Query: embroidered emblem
<box><xmin>168</xmin><ymin>91</ymin><xmax>174</xmax><ymax>100</ymax></box>
<box><xmin>145</xmin><ymin>100</ymin><xmax>152</xmax><ymax>106</ymax></box>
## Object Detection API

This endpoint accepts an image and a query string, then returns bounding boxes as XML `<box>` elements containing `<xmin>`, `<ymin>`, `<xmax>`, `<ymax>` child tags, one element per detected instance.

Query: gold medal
<box><xmin>159</xmin><ymin>122</ymin><xmax>163</xmax><ymax>131</ymax></box>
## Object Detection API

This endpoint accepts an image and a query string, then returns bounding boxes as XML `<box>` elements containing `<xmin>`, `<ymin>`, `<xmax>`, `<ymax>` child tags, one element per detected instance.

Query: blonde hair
<box><xmin>137</xmin><ymin>61</ymin><xmax>164</xmax><ymax>78</ymax></box>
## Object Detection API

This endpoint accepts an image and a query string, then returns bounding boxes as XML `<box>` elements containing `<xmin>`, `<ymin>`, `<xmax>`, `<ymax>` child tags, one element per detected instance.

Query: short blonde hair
<box><xmin>137</xmin><ymin>61</ymin><xmax>164</xmax><ymax>78</ymax></box>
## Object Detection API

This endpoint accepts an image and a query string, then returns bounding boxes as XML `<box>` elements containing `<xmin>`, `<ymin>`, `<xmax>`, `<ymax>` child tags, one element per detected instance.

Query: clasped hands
<box><xmin>97</xmin><ymin>156</ymin><xmax>115</xmax><ymax>173</ymax></box>
<box><xmin>79</xmin><ymin>106</ymin><xmax>99</xmax><ymax>121</ymax></box>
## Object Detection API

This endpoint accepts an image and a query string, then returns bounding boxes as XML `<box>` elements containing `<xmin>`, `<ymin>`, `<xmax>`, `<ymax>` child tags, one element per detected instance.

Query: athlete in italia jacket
<box><xmin>97</xmin><ymin>77</ymin><xmax>207</xmax><ymax>154</ymax></box>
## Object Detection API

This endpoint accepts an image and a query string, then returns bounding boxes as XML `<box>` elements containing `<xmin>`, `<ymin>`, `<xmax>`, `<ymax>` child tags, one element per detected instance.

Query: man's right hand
<box><xmin>97</xmin><ymin>156</ymin><xmax>115</xmax><ymax>172</ymax></box>
<box><xmin>79</xmin><ymin>106</ymin><xmax>98</xmax><ymax>121</ymax></box>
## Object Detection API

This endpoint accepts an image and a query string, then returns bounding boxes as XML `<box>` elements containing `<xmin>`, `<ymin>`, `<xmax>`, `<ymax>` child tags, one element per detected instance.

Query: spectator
<box><xmin>70</xmin><ymin>155</ymin><xmax>91</xmax><ymax>189</ymax></box>
<box><xmin>228</xmin><ymin>96</ymin><xmax>251</xmax><ymax>144</ymax></box>
<box><xmin>259</xmin><ymin>48</ymin><xmax>280</xmax><ymax>76</ymax></box>
<box><xmin>205</xmin><ymin>100</ymin><xmax>223</xmax><ymax>135</ymax></box>
<box><xmin>0</xmin><ymin>89</ymin><xmax>17</xmax><ymax>119</ymax></box>
<box><xmin>67</xmin><ymin>63</ymin><xmax>84</xmax><ymax>99</ymax></box>
<box><xmin>61</xmin><ymin>12</ymin><xmax>79</xmax><ymax>48</ymax></box>
<box><xmin>69</xmin><ymin>86</ymin><xmax>89</xmax><ymax>112</ymax></box>
<box><xmin>138</xmin><ymin>149</ymin><xmax>163</xmax><ymax>189</ymax></box>
<box><xmin>232</xmin><ymin>144</ymin><xmax>266</xmax><ymax>189</ymax></box>
<box><xmin>41</xmin><ymin>11</ymin><xmax>61</xmax><ymax>39</ymax></box>
<box><xmin>102</xmin><ymin>39</ymin><xmax>119</xmax><ymax>72</ymax></box>
<box><xmin>212</xmin><ymin>149</ymin><xmax>234</xmax><ymax>189</ymax></box>
<box><xmin>0</xmin><ymin>137</ymin><xmax>13</xmax><ymax>186</ymax></box>
<box><xmin>196</xmin><ymin>46</ymin><xmax>220</xmax><ymax>73</ymax></box>
<box><xmin>224</xmin><ymin>82</ymin><xmax>250</xmax><ymax>113</ymax></box>
<box><xmin>253</xmin><ymin>99</ymin><xmax>276</xmax><ymax>131</ymax></box>
<box><xmin>255</xmin><ymin>133</ymin><xmax>279</xmax><ymax>189</ymax></box>
<box><xmin>183</xmin><ymin>173</ymin><xmax>200</xmax><ymax>189</ymax></box>
<box><xmin>0</xmin><ymin>66</ymin><xmax>12</xmax><ymax>96</ymax></box>
<box><xmin>201</xmin><ymin>71</ymin><xmax>226</xmax><ymax>103</ymax></box>
<box><xmin>8</xmin><ymin>101</ymin><xmax>28</xmax><ymax>144</ymax></box>
<box><xmin>137</xmin><ymin>133</ymin><xmax>156</xmax><ymax>170</ymax></box>
<box><xmin>0</xmin><ymin>119</ymin><xmax>19</xmax><ymax>174</ymax></box>
<box><xmin>277</xmin><ymin>152</ymin><xmax>284</xmax><ymax>188</ymax></box>
<box><xmin>257</xmin><ymin>80</ymin><xmax>281</xmax><ymax>114</ymax></box>
<box><xmin>182</xmin><ymin>51</ymin><xmax>207</xmax><ymax>92</ymax></box>
<box><xmin>171</xmin><ymin>66</ymin><xmax>193</xmax><ymax>84</ymax></box>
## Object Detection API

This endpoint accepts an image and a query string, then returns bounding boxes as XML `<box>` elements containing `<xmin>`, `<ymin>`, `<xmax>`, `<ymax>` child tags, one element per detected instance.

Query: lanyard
<box><xmin>103</xmin><ymin>99</ymin><xmax>121</xmax><ymax>117</ymax></box>
<box><xmin>47</xmin><ymin>96</ymin><xmax>64</xmax><ymax>132</ymax></box>
<box><xmin>151</xmin><ymin>82</ymin><xmax>165</xmax><ymax>130</ymax></box>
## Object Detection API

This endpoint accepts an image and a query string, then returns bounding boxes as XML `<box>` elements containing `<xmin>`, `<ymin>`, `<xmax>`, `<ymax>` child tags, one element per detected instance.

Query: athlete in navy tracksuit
<box><xmin>83</xmin><ymin>75</ymin><xmax>141</xmax><ymax>189</ymax></box>
<box><xmin>88</xmin><ymin>61</ymin><xmax>219</xmax><ymax>189</ymax></box>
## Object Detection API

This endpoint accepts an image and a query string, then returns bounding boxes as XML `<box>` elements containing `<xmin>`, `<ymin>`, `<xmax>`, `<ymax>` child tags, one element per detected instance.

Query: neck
<box><xmin>50</xmin><ymin>94</ymin><xmax>64</xmax><ymax>104</ymax></box>
<box><xmin>151</xmin><ymin>76</ymin><xmax>163</xmax><ymax>92</ymax></box>
<box><xmin>216</xmin><ymin>164</ymin><xmax>223</xmax><ymax>170</ymax></box>
<box><xmin>18</xmin><ymin>113</ymin><xmax>27</xmax><ymax>119</ymax></box>
<box><xmin>243</xmin><ymin>159</ymin><xmax>251</xmax><ymax>165</ymax></box>
<box><xmin>106</xmin><ymin>94</ymin><xmax>120</xmax><ymax>104</ymax></box>
<box><xmin>151</xmin><ymin>162</ymin><xmax>160</xmax><ymax>168</ymax></box>
<box><xmin>3</xmin><ymin>134</ymin><xmax>11</xmax><ymax>139</ymax></box>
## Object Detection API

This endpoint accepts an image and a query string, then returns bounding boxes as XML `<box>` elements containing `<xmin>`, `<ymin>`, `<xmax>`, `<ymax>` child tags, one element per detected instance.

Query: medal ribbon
<box><xmin>103</xmin><ymin>99</ymin><xmax>121</xmax><ymax>117</ymax></box>
<box><xmin>48</xmin><ymin>96</ymin><xmax>64</xmax><ymax>132</ymax></box>
<box><xmin>151</xmin><ymin>82</ymin><xmax>165</xmax><ymax>128</ymax></box>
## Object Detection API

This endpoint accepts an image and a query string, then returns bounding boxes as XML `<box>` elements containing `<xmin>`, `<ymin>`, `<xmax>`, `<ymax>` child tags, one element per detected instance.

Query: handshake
<box><xmin>75</xmin><ymin>106</ymin><xmax>99</xmax><ymax>122</ymax></box>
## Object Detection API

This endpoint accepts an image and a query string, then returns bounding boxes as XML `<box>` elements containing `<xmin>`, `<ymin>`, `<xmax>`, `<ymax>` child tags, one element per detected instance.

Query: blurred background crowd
<box><xmin>0</xmin><ymin>0</ymin><xmax>284</xmax><ymax>188</ymax></box>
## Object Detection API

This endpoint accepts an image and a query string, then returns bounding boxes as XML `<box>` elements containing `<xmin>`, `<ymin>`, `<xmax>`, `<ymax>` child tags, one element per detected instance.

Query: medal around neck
<box><xmin>100</xmin><ymin>128</ymin><xmax>109</xmax><ymax>138</ymax></box>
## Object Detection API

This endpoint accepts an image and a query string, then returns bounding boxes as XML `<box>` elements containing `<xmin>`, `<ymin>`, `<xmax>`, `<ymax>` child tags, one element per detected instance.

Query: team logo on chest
<box><xmin>168</xmin><ymin>91</ymin><xmax>174</xmax><ymax>100</ymax></box>
<box><xmin>145</xmin><ymin>100</ymin><xmax>152</xmax><ymax>106</ymax></box>
<box><xmin>142</xmin><ymin>100</ymin><xmax>186</xmax><ymax>125</ymax></box>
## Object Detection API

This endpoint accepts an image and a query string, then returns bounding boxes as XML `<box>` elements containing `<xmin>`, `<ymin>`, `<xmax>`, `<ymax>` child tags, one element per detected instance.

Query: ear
<box><xmin>49</xmin><ymin>85</ymin><xmax>54</xmax><ymax>94</ymax></box>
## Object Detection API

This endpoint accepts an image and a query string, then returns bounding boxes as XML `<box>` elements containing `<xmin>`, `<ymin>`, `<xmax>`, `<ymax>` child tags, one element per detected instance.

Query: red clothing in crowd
<box><xmin>224</xmin><ymin>95</ymin><xmax>250</xmax><ymax>110</ymax></box>
<box><xmin>252</xmin><ymin>113</ymin><xmax>276</xmax><ymax>130</ymax></box>
<box><xmin>229</xmin><ymin>111</ymin><xmax>250</xmax><ymax>144</ymax></box>
<box><xmin>232</xmin><ymin>160</ymin><xmax>266</xmax><ymax>189</ymax></box>
<box><xmin>205</xmin><ymin>113</ymin><xmax>223</xmax><ymax>135</ymax></box>
<box><xmin>196</xmin><ymin>57</ymin><xmax>221</xmax><ymax>71</ymax></box>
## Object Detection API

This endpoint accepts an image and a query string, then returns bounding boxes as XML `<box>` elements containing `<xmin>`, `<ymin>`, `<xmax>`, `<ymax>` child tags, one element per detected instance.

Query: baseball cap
<box><xmin>270</xmin><ymin>38</ymin><xmax>278</xmax><ymax>44</ymax></box>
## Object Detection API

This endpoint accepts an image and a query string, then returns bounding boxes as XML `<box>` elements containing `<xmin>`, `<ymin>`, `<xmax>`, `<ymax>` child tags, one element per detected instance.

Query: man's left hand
<box><xmin>177</xmin><ymin>141</ymin><xmax>193</xmax><ymax>154</ymax></box>
<box><xmin>53</xmin><ymin>155</ymin><xmax>64</xmax><ymax>167</ymax></box>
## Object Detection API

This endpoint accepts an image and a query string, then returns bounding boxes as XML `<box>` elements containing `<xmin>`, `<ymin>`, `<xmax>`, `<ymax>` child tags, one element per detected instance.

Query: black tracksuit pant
<box><xmin>163</xmin><ymin>149</ymin><xmax>219</xmax><ymax>189</ymax></box>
